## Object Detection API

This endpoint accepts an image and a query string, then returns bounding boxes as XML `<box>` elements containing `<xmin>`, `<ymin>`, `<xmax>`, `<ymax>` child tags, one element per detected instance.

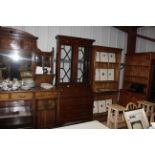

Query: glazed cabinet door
<box><xmin>56</xmin><ymin>35</ymin><xmax>95</xmax><ymax>86</ymax></box>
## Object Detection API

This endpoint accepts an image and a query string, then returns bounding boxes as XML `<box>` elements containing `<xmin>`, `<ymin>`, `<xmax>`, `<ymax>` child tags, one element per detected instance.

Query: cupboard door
<box><xmin>59</xmin><ymin>96</ymin><xmax>93</xmax><ymax>125</ymax></box>
<box><xmin>36</xmin><ymin>99</ymin><xmax>57</xmax><ymax>128</ymax></box>
<box><xmin>100</xmin><ymin>69</ymin><xmax>108</xmax><ymax>81</ymax></box>
<box><xmin>98</xmin><ymin>100</ymin><xmax>107</xmax><ymax>113</ymax></box>
<box><xmin>36</xmin><ymin>110</ymin><xmax>56</xmax><ymax>129</ymax></box>
<box><xmin>108</xmin><ymin>53</ymin><xmax>116</xmax><ymax>63</ymax></box>
<box><xmin>37</xmin><ymin>100</ymin><xmax>55</xmax><ymax>110</ymax></box>
<box><xmin>107</xmin><ymin>69</ymin><xmax>114</xmax><ymax>81</ymax></box>
<box><xmin>101</xmin><ymin>52</ymin><xmax>108</xmax><ymax>62</ymax></box>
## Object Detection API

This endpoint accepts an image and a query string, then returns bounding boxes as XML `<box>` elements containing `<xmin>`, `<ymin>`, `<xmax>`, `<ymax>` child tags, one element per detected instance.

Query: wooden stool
<box><xmin>107</xmin><ymin>104</ymin><xmax>126</xmax><ymax>129</ymax></box>
<box><xmin>137</xmin><ymin>100</ymin><xmax>155</xmax><ymax>118</ymax></box>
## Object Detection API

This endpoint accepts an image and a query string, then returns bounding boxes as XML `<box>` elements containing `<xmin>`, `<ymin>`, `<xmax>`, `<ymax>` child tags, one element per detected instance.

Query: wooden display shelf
<box><xmin>125</xmin><ymin>64</ymin><xmax>149</xmax><ymax>67</ymax></box>
<box><xmin>95</xmin><ymin>80</ymin><xmax>118</xmax><ymax>83</ymax></box>
<box><xmin>121</xmin><ymin>52</ymin><xmax>155</xmax><ymax>103</ymax></box>
<box><xmin>94</xmin><ymin>89</ymin><xmax>118</xmax><ymax>93</ymax></box>
<box><xmin>124</xmin><ymin>75</ymin><xmax>148</xmax><ymax>79</ymax></box>
<box><xmin>91</xmin><ymin>45</ymin><xmax>122</xmax><ymax>93</ymax></box>
<box><xmin>96</xmin><ymin>62</ymin><xmax>120</xmax><ymax>65</ymax></box>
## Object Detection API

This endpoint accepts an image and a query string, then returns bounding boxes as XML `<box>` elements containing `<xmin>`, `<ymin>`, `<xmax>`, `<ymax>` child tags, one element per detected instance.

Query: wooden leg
<box><xmin>107</xmin><ymin>107</ymin><xmax>111</xmax><ymax>128</ymax></box>
<box><xmin>114</xmin><ymin>110</ymin><xmax>118</xmax><ymax>129</ymax></box>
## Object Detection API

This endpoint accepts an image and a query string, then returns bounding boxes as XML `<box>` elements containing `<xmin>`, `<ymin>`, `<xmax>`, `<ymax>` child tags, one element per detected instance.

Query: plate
<box><xmin>40</xmin><ymin>83</ymin><xmax>53</xmax><ymax>89</ymax></box>
<box><xmin>21</xmin><ymin>86</ymin><xmax>31</xmax><ymax>90</ymax></box>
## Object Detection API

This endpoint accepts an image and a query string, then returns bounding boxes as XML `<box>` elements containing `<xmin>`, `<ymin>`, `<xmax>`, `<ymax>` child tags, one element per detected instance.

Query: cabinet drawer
<box><xmin>35</xmin><ymin>92</ymin><xmax>58</xmax><ymax>99</ymax></box>
<box><xmin>37</xmin><ymin>100</ymin><xmax>56</xmax><ymax>110</ymax></box>
<box><xmin>0</xmin><ymin>94</ymin><xmax>9</xmax><ymax>101</ymax></box>
<box><xmin>10</xmin><ymin>93</ymin><xmax>33</xmax><ymax>100</ymax></box>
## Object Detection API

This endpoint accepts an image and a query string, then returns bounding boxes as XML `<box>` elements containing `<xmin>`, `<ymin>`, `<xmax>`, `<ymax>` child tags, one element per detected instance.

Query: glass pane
<box><xmin>60</xmin><ymin>45</ymin><xmax>72</xmax><ymax>83</ymax></box>
<box><xmin>36</xmin><ymin>54</ymin><xmax>43</xmax><ymax>67</ymax></box>
<box><xmin>20</xmin><ymin>52</ymin><xmax>33</xmax><ymax>79</ymax></box>
<box><xmin>77</xmin><ymin>47</ymin><xmax>85</xmax><ymax>82</ymax></box>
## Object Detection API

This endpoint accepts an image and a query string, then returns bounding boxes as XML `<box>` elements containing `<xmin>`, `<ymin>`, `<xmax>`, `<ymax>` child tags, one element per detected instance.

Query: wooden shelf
<box><xmin>120</xmin><ymin>52</ymin><xmax>155</xmax><ymax>105</ymax></box>
<box><xmin>95</xmin><ymin>80</ymin><xmax>118</xmax><ymax>83</ymax></box>
<box><xmin>96</xmin><ymin>62</ymin><xmax>120</xmax><ymax>65</ymax></box>
<box><xmin>96</xmin><ymin>63</ymin><xmax>119</xmax><ymax>68</ymax></box>
<box><xmin>124</xmin><ymin>75</ymin><xmax>148</xmax><ymax>79</ymax></box>
<box><xmin>91</xmin><ymin>46</ymin><xmax>122</xmax><ymax>93</ymax></box>
<box><xmin>125</xmin><ymin>64</ymin><xmax>149</xmax><ymax>67</ymax></box>
<box><xmin>94</xmin><ymin>89</ymin><xmax>118</xmax><ymax>93</ymax></box>
<box><xmin>0</xmin><ymin>112</ymin><xmax>32</xmax><ymax>119</ymax></box>
<box><xmin>91</xmin><ymin>46</ymin><xmax>122</xmax><ymax>121</ymax></box>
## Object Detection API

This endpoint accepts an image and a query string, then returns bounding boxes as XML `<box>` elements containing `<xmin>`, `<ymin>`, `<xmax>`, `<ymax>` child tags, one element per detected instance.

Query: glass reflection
<box><xmin>0</xmin><ymin>51</ymin><xmax>32</xmax><ymax>80</ymax></box>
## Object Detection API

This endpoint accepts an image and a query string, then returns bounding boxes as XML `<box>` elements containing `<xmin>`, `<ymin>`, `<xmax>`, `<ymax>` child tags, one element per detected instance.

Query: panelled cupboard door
<box><xmin>36</xmin><ymin>99</ymin><xmax>57</xmax><ymax>129</ymax></box>
<box><xmin>36</xmin><ymin>110</ymin><xmax>56</xmax><ymax>128</ymax></box>
<box><xmin>108</xmin><ymin>53</ymin><xmax>116</xmax><ymax>63</ymax></box>
<box><xmin>59</xmin><ymin>92</ymin><xmax>93</xmax><ymax>125</ymax></box>
<box><xmin>101</xmin><ymin>52</ymin><xmax>108</xmax><ymax>62</ymax></box>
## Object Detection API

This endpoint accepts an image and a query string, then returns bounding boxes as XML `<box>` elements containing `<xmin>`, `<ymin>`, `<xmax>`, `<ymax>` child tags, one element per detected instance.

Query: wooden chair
<box><xmin>150</xmin><ymin>112</ymin><xmax>155</xmax><ymax>124</ymax></box>
<box><xmin>123</xmin><ymin>108</ymin><xmax>150</xmax><ymax>129</ymax></box>
<box><xmin>126</xmin><ymin>102</ymin><xmax>137</xmax><ymax>110</ymax></box>
<box><xmin>137</xmin><ymin>100</ymin><xmax>155</xmax><ymax>118</ymax></box>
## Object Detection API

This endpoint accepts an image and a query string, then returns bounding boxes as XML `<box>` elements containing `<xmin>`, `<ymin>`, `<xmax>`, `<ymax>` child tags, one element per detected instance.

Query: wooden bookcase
<box><xmin>119</xmin><ymin>52</ymin><xmax>155</xmax><ymax>106</ymax></box>
<box><xmin>91</xmin><ymin>45</ymin><xmax>122</xmax><ymax>122</ymax></box>
<box><xmin>55</xmin><ymin>35</ymin><xmax>95</xmax><ymax>126</ymax></box>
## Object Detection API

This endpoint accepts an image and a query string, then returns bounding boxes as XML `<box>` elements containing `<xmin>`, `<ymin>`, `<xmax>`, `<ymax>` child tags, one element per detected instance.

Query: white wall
<box><xmin>9</xmin><ymin>26</ymin><xmax>127</xmax><ymax>88</ymax></box>
<box><xmin>136</xmin><ymin>26</ymin><xmax>155</xmax><ymax>52</ymax></box>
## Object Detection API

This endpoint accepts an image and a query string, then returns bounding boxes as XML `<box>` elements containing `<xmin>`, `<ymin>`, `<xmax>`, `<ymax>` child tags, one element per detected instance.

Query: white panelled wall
<box><xmin>9</xmin><ymin>26</ymin><xmax>128</xmax><ymax>89</ymax></box>
<box><xmin>136</xmin><ymin>26</ymin><xmax>155</xmax><ymax>52</ymax></box>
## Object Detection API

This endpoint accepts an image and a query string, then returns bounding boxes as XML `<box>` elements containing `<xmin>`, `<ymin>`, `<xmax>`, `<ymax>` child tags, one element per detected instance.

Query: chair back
<box><xmin>126</xmin><ymin>102</ymin><xmax>137</xmax><ymax>110</ymax></box>
<box><xmin>123</xmin><ymin>108</ymin><xmax>149</xmax><ymax>129</ymax></box>
<box><xmin>150</xmin><ymin>112</ymin><xmax>155</xmax><ymax>124</ymax></box>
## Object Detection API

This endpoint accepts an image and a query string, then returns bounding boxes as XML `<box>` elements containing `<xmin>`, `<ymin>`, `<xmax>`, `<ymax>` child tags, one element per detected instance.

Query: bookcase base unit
<box><xmin>93</xmin><ymin>91</ymin><xmax>118</xmax><ymax>123</ymax></box>
<box><xmin>119</xmin><ymin>89</ymin><xmax>146</xmax><ymax>107</ymax></box>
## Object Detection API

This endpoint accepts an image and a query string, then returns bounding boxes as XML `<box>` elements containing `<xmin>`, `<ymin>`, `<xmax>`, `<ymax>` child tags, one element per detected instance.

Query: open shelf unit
<box><xmin>91</xmin><ymin>45</ymin><xmax>122</xmax><ymax>122</ymax></box>
<box><xmin>120</xmin><ymin>52</ymin><xmax>155</xmax><ymax>105</ymax></box>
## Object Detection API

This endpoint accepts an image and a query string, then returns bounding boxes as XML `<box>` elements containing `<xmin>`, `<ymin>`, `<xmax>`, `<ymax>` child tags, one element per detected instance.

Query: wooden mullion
<box><xmin>71</xmin><ymin>46</ymin><xmax>78</xmax><ymax>83</ymax></box>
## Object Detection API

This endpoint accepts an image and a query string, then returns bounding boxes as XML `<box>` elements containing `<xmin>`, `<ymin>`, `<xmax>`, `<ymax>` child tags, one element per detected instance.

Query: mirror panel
<box><xmin>0</xmin><ymin>51</ymin><xmax>33</xmax><ymax>80</ymax></box>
